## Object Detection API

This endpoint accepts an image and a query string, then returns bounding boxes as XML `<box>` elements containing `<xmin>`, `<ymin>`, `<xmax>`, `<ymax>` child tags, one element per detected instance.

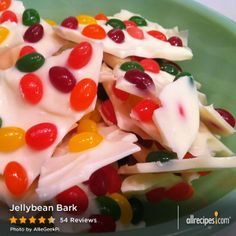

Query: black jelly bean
<box><xmin>146</xmin><ymin>151</ymin><xmax>177</xmax><ymax>163</ymax></box>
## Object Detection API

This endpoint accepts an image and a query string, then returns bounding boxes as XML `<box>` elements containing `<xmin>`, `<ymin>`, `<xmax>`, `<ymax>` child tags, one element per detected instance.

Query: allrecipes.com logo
<box><xmin>186</xmin><ymin>211</ymin><xmax>231</xmax><ymax>226</ymax></box>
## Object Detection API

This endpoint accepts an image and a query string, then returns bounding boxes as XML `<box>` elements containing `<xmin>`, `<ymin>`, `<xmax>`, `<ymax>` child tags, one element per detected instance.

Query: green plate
<box><xmin>3</xmin><ymin>0</ymin><xmax>236</xmax><ymax>235</ymax></box>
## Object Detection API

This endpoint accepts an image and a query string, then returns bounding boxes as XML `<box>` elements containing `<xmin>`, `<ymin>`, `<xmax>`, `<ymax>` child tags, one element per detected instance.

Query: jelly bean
<box><xmin>120</xmin><ymin>61</ymin><xmax>144</xmax><ymax>72</ymax></box>
<box><xmin>165</xmin><ymin>182</ymin><xmax>194</xmax><ymax>201</ymax></box>
<box><xmin>77</xmin><ymin>119</ymin><xmax>97</xmax><ymax>133</ymax></box>
<box><xmin>49</xmin><ymin>66</ymin><xmax>76</xmax><ymax>93</ymax></box>
<box><xmin>174</xmin><ymin>71</ymin><xmax>193</xmax><ymax>81</ymax></box>
<box><xmin>20</xmin><ymin>73</ymin><xmax>43</xmax><ymax>104</ymax></box>
<box><xmin>146</xmin><ymin>187</ymin><xmax>166</xmax><ymax>203</ymax></box>
<box><xmin>136</xmin><ymin>134</ymin><xmax>153</xmax><ymax>148</ymax></box>
<box><xmin>109</xmin><ymin>193</ymin><xmax>133</xmax><ymax>224</ymax></box>
<box><xmin>146</xmin><ymin>151</ymin><xmax>177</xmax><ymax>163</ymax></box>
<box><xmin>0</xmin><ymin>127</ymin><xmax>25</xmax><ymax>152</ymax></box>
<box><xmin>112</xmin><ymin>81</ymin><xmax>129</xmax><ymax>101</ymax></box>
<box><xmin>132</xmin><ymin>99</ymin><xmax>160</xmax><ymax>122</ymax></box>
<box><xmin>96</xmin><ymin>196</ymin><xmax>121</xmax><ymax>220</ymax></box>
<box><xmin>56</xmin><ymin>186</ymin><xmax>88</xmax><ymax>214</ymax></box>
<box><xmin>198</xmin><ymin>171</ymin><xmax>211</xmax><ymax>176</ymax></box>
<box><xmin>127</xmin><ymin>26</ymin><xmax>144</xmax><ymax>40</ymax></box>
<box><xmin>19</xmin><ymin>45</ymin><xmax>36</xmax><ymax>58</ymax></box>
<box><xmin>68</xmin><ymin>132</ymin><xmax>103</xmax><ymax>152</ymax></box>
<box><xmin>83</xmin><ymin>109</ymin><xmax>101</xmax><ymax>123</ymax></box>
<box><xmin>89</xmin><ymin>214</ymin><xmax>116</xmax><ymax>232</ymax></box>
<box><xmin>160</xmin><ymin>63</ymin><xmax>179</xmax><ymax>76</ymax></box>
<box><xmin>183</xmin><ymin>152</ymin><xmax>194</xmax><ymax>159</ymax></box>
<box><xmin>25</xmin><ymin>123</ymin><xmax>57</xmax><ymax>150</ymax></box>
<box><xmin>106</xmin><ymin>18</ymin><xmax>126</xmax><ymax>29</ymax></box>
<box><xmin>45</xmin><ymin>19</ymin><xmax>57</xmax><ymax>26</ymax></box>
<box><xmin>0</xmin><ymin>10</ymin><xmax>17</xmax><ymax>23</ymax></box>
<box><xmin>61</xmin><ymin>16</ymin><xmax>78</xmax><ymax>29</ymax></box>
<box><xmin>131</xmin><ymin>56</ymin><xmax>145</xmax><ymax>62</ymax></box>
<box><xmin>3</xmin><ymin>161</ymin><xmax>28</xmax><ymax>196</ymax></box>
<box><xmin>98</xmin><ymin>83</ymin><xmax>109</xmax><ymax>101</ymax></box>
<box><xmin>123</xmin><ymin>20</ymin><xmax>137</xmax><ymax>28</ymax></box>
<box><xmin>22</xmin><ymin>8</ymin><xmax>40</xmax><ymax>26</ymax></box>
<box><xmin>107</xmin><ymin>28</ymin><xmax>125</xmax><ymax>44</ymax></box>
<box><xmin>128</xmin><ymin>197</ymin><xmax>144</xmax><ymax>225</ymax></box>
<box><xmin>100</xmin><ymin>100</ymin><xmax>117</xmax><ymax>125</ymax></box>
<box><xmin>77</xmin><ymin>15</ymin><xmax>97</xmax><ymax>24</ymax></box>
<box><xmin>82</xmin><ymin>24</ymin><xmax>106</xmax><ymax>39</ymax></box>
<box><xmin>147</xmin><ymin>30</ymin><xmax>167</xmax><ymax>41</ymax></box>
<box><xmin>124</xmin><ymin>69</ymin><xmax>154</xmax><ymax>90</ymax></box>
<box><xmin>68</xmin><ymin>42</ymin><xmax>93</xmax><ymax>69</ymax></box>
<box><xmin>215</xmin><ymin>108</ymin><xmax>235</xmax><ymax>127</ymax></box>
<box><xmin>0</xmin><ymin>117</ymin><xmax>2</xmax><ymax>127</ymax></box>
<box><xmin>23</xmin><ymin>23</ymin><xmax>44</xmax><ymax>43</ymax></box>
<box><xmin>0</xmin><ymin>26</ymin><xmax>9</xmax><ymax>44</ymax></box>
<box><xmin>168</xmin><ymin>36</ymin><xmax>183</xmax><ymax>47</ymax></box>
<box><xmin>0</xmin><ymin>0</ymin><xmax>11</xmax><ymax>11</ymax></box>
<box><xmin>16</xmin><ymin>52</ymin><xmax>45</xmax><ymax>72</ymax></box>
<box><xmin>129</xmin><ymin>16</ymin><xmax>147</xmax><ymax>26</ymax></box>
<box><xmin>95</xmin><ymin>13</ymin><xmax>108</xmax><ymax>21</ymax></box>
<box><xmin>140</xmin><ymin>59</ymin><xmax>160</xmax><ymax>73</ymax></box>
<box><xmin>104</xmin><ymin>165</ymin><xmax>122</xmax><ymax>193</ymax></box>
<box><xmin>70</xmin><ymin>78</ymin><xmax>97</xmax><ymax>111</ymax></box>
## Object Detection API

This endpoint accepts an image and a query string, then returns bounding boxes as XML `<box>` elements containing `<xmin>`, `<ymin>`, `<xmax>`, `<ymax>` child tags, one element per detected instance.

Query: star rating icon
<box><xmin>48</xmin><ymin>216</ymin><xmax>55</xmax><ymax>224</ymax></box>
<box><xmin>38</xmin><ymin>216</ymin><xmax>46</xmax><ymax>224</ymax></box>
<box><xmin>9</xmin><ymin>216</ymin><xmax>17</xmax><ymax>224</ymax></box>
<box><xmin>29</xmin><ymin>216</ymin><xmax>36</xmax><ymax>224</ymax></box>
<box><xmin>19</xmin><ymin>216</ymin><xmax>27</xmax><ymax>224</ymax></box>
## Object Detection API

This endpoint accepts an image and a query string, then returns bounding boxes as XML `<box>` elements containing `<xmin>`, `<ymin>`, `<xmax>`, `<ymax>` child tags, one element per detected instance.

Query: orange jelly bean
<box><xmin>0</xmin><ymin>0</ymin><xmax>11</xmax><ymax>11</ymax></box>
<box><xmin>82</xmin><ymin>24</ymin><xmax>106</xmax><ymax>40</ymax></box>
<box><xmin>3</xmin><ymin>161</ymin><xmax>28</xmax><ymax>196</ymax></box>
<box><xmin>95</xmin><ymin>13</ymin><xmax>108</xmax><ymax>21</ymax></box>
<box><xmin>77</xmin><ymin>119</ymin><xmax>97</xmax><ymax>133</ymax></box>
<box><xmin>70</xmin><ymin>78</ymin><xmax>97</xmax><ymax>111</ymax></box>
<box><xmin>77</xmin><ymin>15</ymin><xmax>97</xmax><ymax>24</ymax></box>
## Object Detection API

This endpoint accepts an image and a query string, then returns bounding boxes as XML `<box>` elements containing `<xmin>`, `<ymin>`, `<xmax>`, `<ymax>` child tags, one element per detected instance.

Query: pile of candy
<box><xmin>0</xmin><ymin>0</ymin><xmax>235</xmax><ymax>233</ymax></box>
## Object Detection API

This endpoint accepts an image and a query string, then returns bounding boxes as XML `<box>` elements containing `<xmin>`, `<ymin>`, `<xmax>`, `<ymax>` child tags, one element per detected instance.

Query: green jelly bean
<box><xmin>96</xmin><ymin>196</ymin><xmax>121</xmax><ymax>221</ymax></box>
<box><xmin>0</xmin><ymin>117</ymin><xmax>2</xmax><ymax>128</ymax></box>
<box><xmin>120</xmin><ymin>61</ymin><xmax>144</xmax><ymax>72</ymax></box>
<box><xmin>129</xmin><ymin>197</ymin><xmax>144</xmax><ymax>225</ymax></box>
<box><xmin>16</xmin><ymin>53</ymin><xmax>45</xmax><ymax>72</ymax></box>
<box><xmin>106</xmin><ymin>19</ymin><xmax>126</xmax><ymax>29</ymax></box>
<box><xmin>174</xmin><ymin>71</ymin><xmax>193</xmax><ymax>81</ymax></box>
<box><xmin>129</xmin><ymin>16</ymin><xmax>147</xmax><ymax>26</ymax></box>
<box><xmin>22</xmin><ymin>9</ymin><xmax>40</xmax><ymax>26</ymax></box>
<box><xmin>160</xmin><ymin>63</ymin><xmax>179</xmax><ymax>76</ymax></box>
<box><xmin>146</xmin><ymin>151</ymin><xmax>177</xmax><ymax>163</ymax></box>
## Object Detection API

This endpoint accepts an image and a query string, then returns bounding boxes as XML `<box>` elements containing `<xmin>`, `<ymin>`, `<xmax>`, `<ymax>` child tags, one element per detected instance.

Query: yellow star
<box><xmin>38</xmin><ymin>216</ymin><xmax>46</xmax><ymax>224</ymax></box>
<box><xmin>29</xmin><ymin>216</ymin><xmax>36</xmax><ymax>224</ymax></box>
<box><xmin>48</xmin><ymin>216</ymin><xmax>55</xmax><ymax>224</ymax></box>
<box><xmin>9</xmin><ymin>216</ymin><xmax>17</xmax><ymax>224</ymax></box>
<box><xmin>19</xmin><ymin>216</ymin><xmax>27</xmax><ymax>224</ymax></box>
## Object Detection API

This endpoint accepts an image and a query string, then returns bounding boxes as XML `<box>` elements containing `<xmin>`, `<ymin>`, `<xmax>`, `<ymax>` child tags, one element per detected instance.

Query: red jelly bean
<box><xmin>23</xmin><ymin>23</ymin><xmax>44</xmax><ymax>43</ymax></box>
<box><xmin>20</xmin><ymin>73</ymin><xmax>43</xmax><ymax>104</ymax></box>
<box><xmin>25</xmin><ymin>123</ymin><xmax>57</xmax><ymax>150</ymax></box>
<box><xmin>104</xmin><ymin>165</ymin><xmax>122</xmax><ymax>193</ymax></box>
<box><xmin>147</xmin><ymin>30</ymin><xmax>167</xmax><ymax>41</ymax></box>
<box><xmin>19</xmin><ymin>45</ymin><xmax>36</xmax><ymax>58</ymax></box>
<box><xmin>89</xmin><ymin>214</ymin><xmax>116</xmax><ymax>232</ymax></box>
<box><xmin>0</xmin><ymin>10</ymin><xmax>17</xmax><ymax>23</ymax></box>
<box><xmin>68</xmin><ymin>42</ymin><xmax>93</xmax><ymax>69</ymax></box>
<box><xmin>0</xmin><ymin>0</ymin><xmax>11</xmax><ymax>11</ymax></box>
<box><xmin>146</xmin><ymin>187</ymin><xmax>166</xmax><ymax>203</ymax></box>
<box><xmin>107</xmin><ymin>28</ymin><xmax>125</xmax><ymax>44</ymax></box>
<box><xmin>132</xmin><ymin>99</ymin><xmax>160</xmax><ymax>122</ymax></box>
<box><xmin>61</xmin><ymin>16</ymin><xmax>78</xmax><ymax>29</ymax></box>
<box><xmin>168</xmin><ymin>36</ymin><xmax>183</xmax><ymax>47</ymax></box>
<box><xmin>82</xmin><ymin>24</ymin><xmax>106</xmax><ymax>39</ymax></box>
<box><xmin>165</xmin><ymin>182</ymin><xmax>194</xmax><ymax>201</ymax></box>
<box><xmin>95</xmin><ymin>13</ymin><xmax>108</xmax><ymax>21</ymax></box>
<box><xmin>112</xmin><ymin>81</ymin><xmax>129</xmax><ymax>101</ymax></box>
<box><xmin>3</xmin><ymin>161</ymin><xmax>28</xmax><ymax>196</ymax></box>
<box><xmin>183</xmin><ymin>152</ymin><xmax>195</xmax><ymax>159</ymax></box>
<box><xmin>215</xmin><ymin>108</ymin><xmax>235</xmax><ymax>127</ymax></box>
<box><xmin>56</xmin><ymin>186</ymin><xmax>88</xmax><ymax>214</ymax></box>
<box><xmin>140</xmin><ymin>59</ymin><xmax>160</xmax><ymax>73</ymax></box>
<box><xmin>70</xmin><ymin>78</ymin><xmax>97</xmax><ymax>111</ymax></box>
<box><xmin>49</xmin><ymin>66</ymin><xmax>76</xmax><ymax>93</ymax></box>
<box><xmin>127</xmin><ymin>26</ymin><xmax>144</xmax><ymax>40</ymax></box>
<box><xmin>123</xmin><ymin>20</ymin><xmax>137</xmax><ymax>28</ymax></box>
<box><xmin>100</xmin><ymin>100</ymin><xmax>117</xmax><ymax>125</ymax></box>
<box><xmin>124</xmin><ymin>69</ymin><xmax>154</xmax><ymax>90</ymax></box>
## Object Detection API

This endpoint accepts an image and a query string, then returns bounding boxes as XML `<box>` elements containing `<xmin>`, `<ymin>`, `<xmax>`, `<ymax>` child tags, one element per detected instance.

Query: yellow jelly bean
<box><xmin>76</xmin><ymin>15</ymin><xmax>97</xmax><ymax>25</ymax></box>
<box><xmin>0</xmin><ymin>26</ymin><xmax>9</xmax><ymax>44</ymax></box>
<box><xmin>68</xmin><ymin>131</ymin><xmax>103</xmax><ymax>152</ymax></box>
<box><xmin>0</xmin><ymin>127</ymin><xmax>25</xmax><ymax>152</ymax></box>
<box><xmin>77</xmin><ymin>119</ymin><xmax>97</xmax><ymax>133</ymax></box>
<box><xmin>82</xmin><ymin>109</ymin><xmax>101</xmax><ymax>123</ymax></box>
<box><xmin>109</xmin><ymin>193</ymin><xmax>133</xmax><ymax>225</ymax></box>
<box><xmin>45</xmin><ymin>19</ymin><xmax>57</xmax><ymax>26</ymax></box>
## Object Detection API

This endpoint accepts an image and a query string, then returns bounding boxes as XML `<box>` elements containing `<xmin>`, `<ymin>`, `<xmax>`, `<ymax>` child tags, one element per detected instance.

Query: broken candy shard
<box><xmin>153</xmin><ymin>76</ymin><xmax>199</xmax><ymax>159</ymax></box>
